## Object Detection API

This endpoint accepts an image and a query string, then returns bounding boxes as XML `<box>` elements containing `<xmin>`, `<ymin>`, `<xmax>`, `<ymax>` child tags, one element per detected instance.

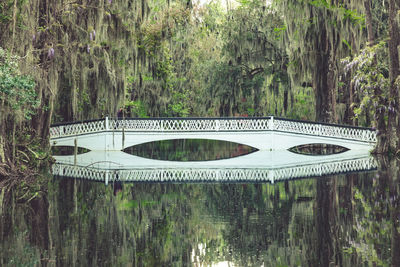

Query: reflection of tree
<box><xmin>315</xmin><ymin>178</ymin><xmax>338</xmax><ymax>266</ymax></box>
<box><xmin>2</xmin><ymin>167</ymin><xmax>400</xmax><ymax>266</ymax></box>
<box><xmin>125</xmin><ymin>139</ymin><xmax>257</xmax><ymax>161</ymax></box>
<box><xmin>202</xmin><ymin>181</ymin><xmax>317</xmax><ymax>266</ymax></box>
<box><xmin>345</xmin><ymin>157</ymin><xmax>400</xmax><ymax>266</ymax></box>
<box><xmin>45</xmin><ymin>181</ymin><xmax>249</xmax><ymax>266</ymax></box>
<box><xmin>50</xmin><ymin>181</ymin><xmax>202</xmax><ymax>266</ymax></box>
<box><xmin>0</xmin><ymin>178</ymin><xmax>49</xmax><ymax>266</ymax></box>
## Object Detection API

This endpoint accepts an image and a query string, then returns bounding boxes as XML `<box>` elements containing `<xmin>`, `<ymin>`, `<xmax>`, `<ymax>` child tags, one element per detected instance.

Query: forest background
<box><xmin>0</xmin><ymin>0</ymin><xmax>400</xmax><ymax>176</ymax></box>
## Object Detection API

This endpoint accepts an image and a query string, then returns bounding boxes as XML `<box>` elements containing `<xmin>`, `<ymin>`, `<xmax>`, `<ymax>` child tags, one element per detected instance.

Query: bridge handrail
<box><xmin>50</xmin><ymin>116</ymin><xmax>377</xmax><ymax>143</ymax></box>
<box><xmin>50</xmin><ymin>116</ymin><xmax>375</xmax><ymax>130</ymax></box>
<box><xmin>50</xmin><ymin>118</ymin><xmax>107</xmax><ymax>138</ymax></box>
<box><xmin>51</xmin><ymin>156</ymin><xmax>377</xmax><ymax>183</ymax></box>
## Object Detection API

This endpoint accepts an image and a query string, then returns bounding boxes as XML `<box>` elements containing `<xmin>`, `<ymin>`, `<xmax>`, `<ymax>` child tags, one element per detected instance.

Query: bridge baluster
<box><xmin>105</xmin><ymin>117</ymin><xmax>109</xmax><ymax>131</ymax></box>
<box><xmin>269</xmin><ymin>116</ymin><xmax>274</xmax><ymax>130</ymax></box>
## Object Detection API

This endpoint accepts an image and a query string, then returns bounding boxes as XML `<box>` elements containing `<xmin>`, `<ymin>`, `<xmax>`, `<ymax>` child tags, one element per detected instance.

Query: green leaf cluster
<box><xmin>0</xmin><ymin>47</ymin><xmax>38</xmax><ymax>120</ymax></box>
<box><xmin>342</xmin><ymin>41</ymin><xmax>390</xmax><ymax>121</ymax></box>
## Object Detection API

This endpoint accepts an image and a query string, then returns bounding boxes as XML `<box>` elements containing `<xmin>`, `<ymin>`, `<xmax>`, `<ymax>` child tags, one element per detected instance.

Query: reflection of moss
<box><xmin>4</xmin><ymin>237</ymin><xmax>41</xmax><ymax>266</ymax></box>
<box><xmin>51</xmin><ymin>146</ymin><xmax>90</xmax><ymax>155</ymax></box>
<box><xmin>288</xmin><ymin>143</ymin><xmax>349</xmax><ymax>155</ymax></box>
<box><xmin>3</xmin><ymin>170</ymin><xmax>391</xmax><ymax>266</ymax></box>
<box><xmin>118</xmin><ymin>199</ymin><xmax>138</xmax><ymax>210</ymax></box>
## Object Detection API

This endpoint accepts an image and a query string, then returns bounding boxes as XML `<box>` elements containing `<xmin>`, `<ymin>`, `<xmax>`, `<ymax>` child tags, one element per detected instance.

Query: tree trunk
<box><xmin>0</xmin><ymin>135</ymin><xmax>5</xmax><ymax>164</ymax></box>
<box><xmin>341</xmin><ymin>71</ymin><xmax>356</xmax><ymax>125</ymax></box>
<box><xmin>388</xmin><ymin>0</ymin><xmax>400</xmax><ymax>152</ymax></box>
<box><xmin>364</xmin><ymin>0</ymin><xmax>374</xmax><ymax>46</ymax></box>
<box><xmin>11</xmin><ymin>0</ymin><xmax>18</xmax><ymax>53</ymax></box>
<box><xmin>283</xmin><ymin>89</ymin><xmax>288</xmax><ymax>115</ymax></box>
<box><xmin>313</xmin><ymin>27</ymin><xmax>336</xmax><ymax>123</ymax></box>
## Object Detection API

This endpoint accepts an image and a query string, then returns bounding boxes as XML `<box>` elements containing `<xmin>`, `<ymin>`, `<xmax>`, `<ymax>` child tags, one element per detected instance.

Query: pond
<box><xmin>1</xmin><ymin>141</ymin><xmax>399</xmax><ymax>266</ymax></box>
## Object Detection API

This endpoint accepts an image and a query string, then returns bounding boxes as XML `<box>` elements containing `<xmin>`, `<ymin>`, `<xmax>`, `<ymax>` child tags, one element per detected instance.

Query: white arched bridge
<box><xmin>50</xmin><ymin>116</ymin><xmax>376</xmax><ymax>152</ymax></box>
<box><xmin>50</xmin><ymin>116</ymin><xmax>377</xmax><ymax>181</ymax></box>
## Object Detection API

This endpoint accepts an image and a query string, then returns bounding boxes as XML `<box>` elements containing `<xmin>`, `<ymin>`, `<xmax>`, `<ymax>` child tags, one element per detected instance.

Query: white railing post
<box><xmin>105</xmin><ymin>117</ymin><xmax>109</xmax><ymax>150</ymax></box>
<box><xmin>215</xmin><ymin>120</ymin><xmax>220</xmax><ymax>131</ymax></box>
<box><xmin>269</xmin><ymin>116</ymin><xmax>274</xmax><ymax>130</ymax></box>
<box><xmin>270</xmin><ymin>170</ymin><xmax>275</xmax><ymax>184</ymax></box>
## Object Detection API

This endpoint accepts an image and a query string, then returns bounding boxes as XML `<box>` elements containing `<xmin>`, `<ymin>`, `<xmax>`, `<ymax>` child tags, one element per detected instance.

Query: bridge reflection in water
<box><xmin>52</xmin><ymin>153</ymin><xmax>377</xmax><ymax>184</ymax></box>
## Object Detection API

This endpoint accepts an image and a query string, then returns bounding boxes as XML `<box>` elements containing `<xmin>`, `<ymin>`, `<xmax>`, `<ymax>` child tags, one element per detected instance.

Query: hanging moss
<box><xmin>276</xmin><ymin>0</ymin><xmax>366</xmax><ymax>122</ymax></box>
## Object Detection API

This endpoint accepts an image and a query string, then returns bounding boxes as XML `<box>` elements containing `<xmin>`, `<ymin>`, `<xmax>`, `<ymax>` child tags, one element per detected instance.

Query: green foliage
<box><xmin>125</xmin><ymin>100</ymin><xmax>149</xmax><ymax>118</ymax></box>
<box><xmin>273</xmin><ymin>25</ymin><xmax>287</xmax><ymax>40</ymax></box>
<box><xmin>342</xmin><ymin>39</ymin><xmax>352</xmax><ymax>52</ymax></box>
<box><xmin>168</xmin><ymin>88</ymin><xmax>190</xmax><ymax>117</ymax></box>
<box><xmin>342</xmin><ymin>41</ymin><xmax>390</xmax><ymax>121</ymax></box>
<box><xmin>309</xmin><ymin>0</ymin><xmax>330</xmax><ymax>8</ymax></box>
<box><xmin>341</xmin><ymin>6</ymin><xmax>364</xmax><ymax>25</ymax></box>
<box><xmin>77</xmin><ymin>88</ymin><xmax>90</xmax><ymax>115</ymax></box>
<box><xmin>0</xmin><ymin>0</ymin><xmax>13</xmax><ymax>24</ymax></box>
<box><xmin>286</xmin><ymin>87</ymin><xmax>315</xmax><ymax>120</ymax></box>
<box><xmin>0</xmin><ymin>47</ymin><xmax>38</xmax><ymax>120</ymax></box>
<box><xmin>309</xmin><ymin>0</ymin><xmax>365</xmax><ymax>25</ymax></box>
<box><xmin>138</xmin><ymin>3</ymin><xmax>190</xmax><ymax>57</ymax></box>
<box><xmin>157</xmin><ymin>45</ymin><xmax>192</xmax><ymax>117</ymax></box>
<box><xmin>201</xmin><ymin>0</ymin><xmax>289</xmax><ymax>116</ymax></box>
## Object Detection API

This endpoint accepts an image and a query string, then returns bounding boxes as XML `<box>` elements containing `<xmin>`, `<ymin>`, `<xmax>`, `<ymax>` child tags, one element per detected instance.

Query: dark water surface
<box><xmin>1</xmin><ymin>142</ymin><xmax>399</xmax><ymax>266</ymax></box>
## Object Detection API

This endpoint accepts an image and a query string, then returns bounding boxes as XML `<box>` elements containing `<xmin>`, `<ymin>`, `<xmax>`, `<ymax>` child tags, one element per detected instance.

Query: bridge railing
<box><xmin>108</xmin><ymin>117</ymin><xmax>271</xmax><ymax>132</ymax></box>
<box><xmin>273</xmin><ymin>118</ymin><xmax>377</xmax><ymax>143</ymax></box>
<box><xmin>50</xmin><ymin>116</ymin><xmax>377</xmax><ymax>143</ymax></box>
<box><xmin>50</xmin><ymin>118</ymin><xmax>106</xmax><ymax>138</ymax></box>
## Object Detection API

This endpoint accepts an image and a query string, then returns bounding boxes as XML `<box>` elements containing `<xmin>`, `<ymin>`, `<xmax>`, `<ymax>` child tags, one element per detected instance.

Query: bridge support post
<box><xmin>270</xmin><ymin>116</ymin><xmax>275</xmax><ymax>150</ymax></box>
<box><xmin>122</xmin><ymin>123</ymin><xmax>125</xmax><ymax>150</ymax></box>
<box><xmin>74</xmin><ymin>138</ymin><xmax>77</xmax><ymax>165</ymax></box>
<box><xmin>105</xmin><ymin>116</ymin><xmax>109</xmax><ymax>131</ymax></box>
<box><xmin>269</xmin><ymin>116</ymin><xmax>274</xmax><ymax>130</ymax></box>
<box><xmin>270</xmin><ymin>169</ymin><xmax>275</xmax><ymax>184</ymax></box>
<box><xmin>105</xmin><ymin>117</ymin><xmax>110</xmax><ymax>150</ymax></box>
